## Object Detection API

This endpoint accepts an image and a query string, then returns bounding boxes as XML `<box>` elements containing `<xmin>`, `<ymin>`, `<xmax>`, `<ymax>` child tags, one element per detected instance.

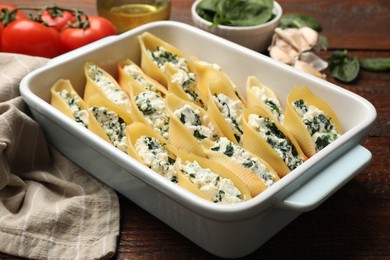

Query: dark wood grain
<box><xmin>1</xmin><ymin>0</ymin><xmax>389</xmax><ymax>259</ymax></box>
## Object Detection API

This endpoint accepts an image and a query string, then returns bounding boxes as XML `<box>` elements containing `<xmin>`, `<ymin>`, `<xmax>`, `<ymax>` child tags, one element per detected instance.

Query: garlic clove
<box><xmin>294</xmin><ymin>60</ymin><xmax>326</xmax><ymax>79</ymax></box>
<box><xmin>299</xmin><ymin>27</ymin><xmax>319</xmax><ymax>49</ymax></box>
<box><xmin>299</xmin><ymin>52</ymin><xmax>328</xmax><ymax>72</ymax></box>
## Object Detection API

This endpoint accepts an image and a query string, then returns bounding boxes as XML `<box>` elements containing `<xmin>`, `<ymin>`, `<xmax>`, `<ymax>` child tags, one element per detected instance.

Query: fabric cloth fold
<box><xmin>0</xmin><ymin>53</ymin><xmax>120</xmax><ymax>259</ymax></box>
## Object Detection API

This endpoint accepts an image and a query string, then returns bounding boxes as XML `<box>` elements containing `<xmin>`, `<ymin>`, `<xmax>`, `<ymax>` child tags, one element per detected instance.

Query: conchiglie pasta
<box><xmin>175</xmin><ymin>150</ymin><xmax>252</xmax><ymax>204</ymax></box>
<box><xmin>245</xmin><ymin>76</ymin><xmax>284</xmax><ymax>123</ymax></box>
<box><xmin>191</xmin><ymin>57</ymin><xmax>246</xmax><ymax>105</ymax></box>
<box><xmin>117</xmin><ymin>59</ymin><xmax>167</xmax><ymax>98</ymax></box>
<box><xmin>242</xmin><ymin>106</ymin><xmax>307</xmax><ymax>177</ymax></box>
<box><xmin>283</xmin><ymin>85</ymin><xmax>343</xmax><ymax>157</ymax></box>
<box><xmin>204</xmin><ymin>137</ymin><xmax>279</xmax><ymax>197</ymax></box>
<box><xmin>128</xmin><ymin>82</ymin><xmax>170</xmax><ymax>140</ymax></box>
<box><xmin>164</xmin><ymin>62</ymin><xmax>205</xmax><ymax>108</ymax></box>
<box><xmin>50</xmin><ymin>79</ymin><xmax>111</xmax><ymax>144</ymax></box>
<box><xmin>51</xmin><ymin>79</ymin><xmax>87</xmax><ymax>124</ymax></box>
<box><xmin>83</xmin><ymin>61</ymin><xmax>134</xmax><ymax>124</ymax></box>
<box><xmin>86</xmin><ymin>94</ymin><xmax>132</xmax><ymax>153</ymax></box>
<box><xmin>206</xmin><ymin>76</ymin><xmax>245</xmax><ymax>144</ymax></box>
<box><xmin>165</xmin><ymin>93</ymin><xmax>223</xmax><ymax>157</ymax></box>
<box><xmin>138</xmin><ymin>32</ymin><xmax>187</xmax><ymax>87</ymax></box>
<box><xmin>126</xmin><ymin>122</ymin><xmax>178</xmax><ymax>183</ymax></box>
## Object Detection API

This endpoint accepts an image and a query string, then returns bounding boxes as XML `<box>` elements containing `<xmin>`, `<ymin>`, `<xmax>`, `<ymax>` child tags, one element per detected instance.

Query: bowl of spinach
<box><xmin>191</xmin><ymin>0</ymin><xmax>282</xmax><ymax>52</ymax></box>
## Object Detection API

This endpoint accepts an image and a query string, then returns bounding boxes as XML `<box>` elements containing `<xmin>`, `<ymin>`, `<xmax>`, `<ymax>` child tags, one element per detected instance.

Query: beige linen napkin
<box><xmin>0</xmin><ymin>53</ymin><xmax>120</xmax><ymax>259</ymax></box>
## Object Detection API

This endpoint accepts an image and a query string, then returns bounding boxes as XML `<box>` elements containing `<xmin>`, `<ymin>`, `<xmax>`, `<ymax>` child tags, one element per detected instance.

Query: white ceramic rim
<box><xmin>191</xmin><ymin>0</ymin><xmax>283</xmax><ymax>31</ymax></box>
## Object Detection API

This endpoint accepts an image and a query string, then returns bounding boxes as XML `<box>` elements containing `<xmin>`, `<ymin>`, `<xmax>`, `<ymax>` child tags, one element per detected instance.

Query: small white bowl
<box><xmin>191</xmin><ymin>0</ymin><xmax>282</xmax><ymax>52</ymax></box>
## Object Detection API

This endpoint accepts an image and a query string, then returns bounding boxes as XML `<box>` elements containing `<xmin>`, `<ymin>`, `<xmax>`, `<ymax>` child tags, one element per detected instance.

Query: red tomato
<box><xmin>41</xmin><ymin>9</ymin><xmax>74</xmax><ymax>31</ymax></box>
<box><xmin>60</xmin><ymin>15</ymin><xmax>117</xmax><ymax>52</ymax></box>
<box><xmin>2</xmin><ymin>19</ymin><xmax>65</xmax><ymax>58</ymax></box>
<box><xmin>0</xmin><ymin>4</ymin><xmax>27</xmax><ymax>51</ymax></box>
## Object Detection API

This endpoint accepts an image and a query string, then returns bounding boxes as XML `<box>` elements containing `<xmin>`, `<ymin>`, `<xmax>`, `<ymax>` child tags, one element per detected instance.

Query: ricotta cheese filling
<box><xmin>173</xmin><ymin>105</ymin><xmax>218</xmax><ymax>141</ymax></box>
<box><xmin>59</xmin><ymin>89</ymin><xmax>89</xmax><ymax>128</ymax></box>
<box><xmin>123</xmin><ymin>64</ymin><xmax>163</xmax><ymax>96</ymax></box>
<box><xmin>252</xmin><ymin>86</ymin><xmax>284</xmax><ymax>122</ymax></box>
<box><xmin>87</xmin><ymin>65</ymin><xmax>131</xmax><ymax>108</ymax></box>
<box><xmin>213</xmin><ymin>93</ymin><xmax>244</xmax><ymax>143</ymax></box>
<box><xmin>293</xmin><ymin>99</ymin><xmax>341</xmax><ymax>151</ymax></box>
<box><xmin>179</xmin><ymin>160</ymin><xmax>243</xmax><ymax>204</ymax></box>
<box><xmin>134</xmin><ymin>91</ymin><xmax>170</xmax><ymax>139</ymax></box>
<box><xmin>171</xmin><ymin>68</ymin><xmax>202</xmax><ymax>106</ymax></box>
<box><xmin>90</xmin><ymin>106</ymin><xmax>127</xmax><ymax>153</ymax></box>
<box><xmin>147</xmin><ymin>46</ymin><xmax>203</xmax><ymax>107</ymax></box>
<box><xmin>248</xmin><ymin>114</ymin><xmax>303</xmax><ymax>170</ymax></box>
<box><xmin>134</xmin><ymin>136</ymin><xmax>177</xmax><ymax>183</ymax></box>
<box><xmin>211</xmin><ymin>137</ymin><xmax>276</xmax><ymax>187</ymax></box>
<box><xmin>196</xmin><ymin>60</ymin><xmax>221</xmax><ymax>70</ymax></box>
<box><xmin>146</xmin><ymin>46</ymin><xmax>188</xmax><ymax>73</ymax></box>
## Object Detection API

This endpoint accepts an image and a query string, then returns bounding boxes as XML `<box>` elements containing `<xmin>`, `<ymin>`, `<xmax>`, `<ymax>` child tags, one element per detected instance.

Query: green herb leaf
<box><xmin>328</xmin><ymin>50</ymin><xmax>360</xmax><ymax>83</ymax></box>
<box><xmin>359</xmin><ymin>58</ymin><xmax>390</xmax><ymax>72</ymax></box>
<box><xmin>279</xmin><ymin>13</ymin><xmax>322</xmax><ymax>31</ymax></box>
<box><xmin>196</xmin><ymin>0</ymin><xmax>218</xmax><ymax>22</ymax></box>
<box><xmin>318</xmin><ymin>34</ymin><xmax>329</xmax><ymax>50</ymax></box>
<box><xmin>197</xmin><ymin>0</ymin><xmax>274</xmax><ymax>27</ymax></box>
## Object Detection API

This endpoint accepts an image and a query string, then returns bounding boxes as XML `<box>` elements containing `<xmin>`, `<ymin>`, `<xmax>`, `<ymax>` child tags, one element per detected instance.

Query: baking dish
<box><xmin>20</xmin><ymin>21</ymin><xmax>376</xmax><ymax>258</ymax></box>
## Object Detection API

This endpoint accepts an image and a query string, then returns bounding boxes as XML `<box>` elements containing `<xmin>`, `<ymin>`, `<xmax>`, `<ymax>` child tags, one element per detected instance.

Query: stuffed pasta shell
<box><xmin>164</xmin><ymin>62</ymin><xmax>205</xmax><ymax>108</ymax></box>
<box><xmin>126</xmin><ymin>122</ymin><xmax>178</xmax><ymax>183</ymax></box>
<box><xmin>283</xmin><ymin>86</ymin><xmax>343</xmax><ymax>157</ymax></box>
<box><xmin>166</xmin><ymin>93</ymin><xmax>223</xmax><ymax>157</ymax></box>
<box><xmin>128</xmin><ymin>81</ymin><xmax>170</xmax><ymax>140</ymax></box>
<box><xmin>205</xmin><ymin>137</ymin><xmax>279</xmax><ymax>197</ymax></box>
<box><xmin>50</xmin><ymin>79</ymin><xmax>111</xmax><ymax>143</ymax></box>
<box><xmin>86</xmin><ymin>95</ymin><xmax>132</xmax><ymax>153</ymax></box>
<box><xmin>206</xmin><ymin>75</ymin><xmax>245</xmax><ymax>144</ymax></box>
<box><xmin>118</xmin><ymin>59</ymin><xmax>167</xmax><ymax>98</ymax></box>
<box><xmin>138</xmin><ymin>32</ymin><xmax>189</xmax><ymax>87</ymax></box>
<box><xmin>84</xmin><ymin>61</ymin><xmax>133</xmax><ymax>124</ymax></box>
<box><xmin>176</xmin><ymin>150</ymin><xmax>252</xmax><ymax>204</ymax></box>
<box><xmin>191</xmin><ymin>57</ymin><xmax>246</xmax><ymax>106</ymax></box>
<box><xmin>242</xmin><ymin>106</ymin><xmax>307</xmax><ymax>177</ymax></box>
<box><xmin>246</xmin><ymin>76</ymin><xmax>284</xmax><ymax>123</ymax></box>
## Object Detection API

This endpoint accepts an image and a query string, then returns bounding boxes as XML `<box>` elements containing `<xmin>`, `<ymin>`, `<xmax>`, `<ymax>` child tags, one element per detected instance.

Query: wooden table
<box><xmin>2</xmin><ymin>0</ymin><xmax>390</xmax><ymax>259</ymax></box>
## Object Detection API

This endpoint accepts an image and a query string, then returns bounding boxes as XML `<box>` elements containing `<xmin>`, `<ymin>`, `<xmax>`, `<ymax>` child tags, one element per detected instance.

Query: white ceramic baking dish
<box><xmin>20</xmin><ymin>21</ymin><xmax>376</xmax><ymax>258</ymax></box>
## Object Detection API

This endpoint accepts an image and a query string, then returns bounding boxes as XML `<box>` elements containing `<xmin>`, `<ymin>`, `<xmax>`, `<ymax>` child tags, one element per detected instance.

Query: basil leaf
<box><xmin>279</xmin><ymin>13</ymin><xmax>322</xmax><ymax>31</ymax></box>
<box><xmin>196</xmin><ymin>0</ymin><xmax>274</xmax><ymax>27</ymax></box>
<box><xmin>359</xmin><ymin>58</ymin><xmax>390</xmax><ymax>72</ymax></box>
<box><xmin>328</xmin><ymin>50</ymin><xmax>360</xmax><ymax>83</ymax></box>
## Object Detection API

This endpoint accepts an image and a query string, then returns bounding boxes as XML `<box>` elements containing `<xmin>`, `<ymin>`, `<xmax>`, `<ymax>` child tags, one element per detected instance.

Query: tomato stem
<box><xmin>67</xmin><ymin>11</ymin><xmax>90</xmax><ymax>29</ymax></box>
<box><xmin>12</xmin><ymin>4</ymin><xmax>88</xmax><ymax>28</ymax></box>
<box><xmin>0</xmin><ymin>7</ymin><xmax>18</xmax><ymax>26</ymax></box>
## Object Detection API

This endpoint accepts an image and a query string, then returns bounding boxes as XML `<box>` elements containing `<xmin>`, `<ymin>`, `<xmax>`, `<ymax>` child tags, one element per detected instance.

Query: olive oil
<box><xmin>97</xmin><ymin>1</ymin><xmax>170</xmax><ymax>33</ymax></box>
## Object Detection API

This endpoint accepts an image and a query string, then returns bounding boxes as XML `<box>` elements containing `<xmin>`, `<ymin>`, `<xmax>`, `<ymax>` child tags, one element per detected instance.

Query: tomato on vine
<box><xmin>60</xmin><ymin>15</ymin><xmax>117</xmax><ymax>52</ymax></box>
<box><xmin>0</xmin><ymin>4</ymin><xmax>27</xmax><ymax>51</ymax></box>
<box><xmin>0</xmin><ymin>4</ymin><xmax>117</xmax><ymax>58</ymax></box>
<box><xmin>2</xmin><ymin>19</ymin><xmax>65</xmax><ymax>58</ymax></box>
<box><xmin>41</xmin><ymin>7</ymin><xmax>74</xmax><ymax>31</ymax></box>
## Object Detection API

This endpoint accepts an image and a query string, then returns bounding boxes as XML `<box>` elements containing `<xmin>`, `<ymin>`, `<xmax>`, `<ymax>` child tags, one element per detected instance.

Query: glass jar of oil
<box><xmin>97</xmin><ymin>0</ymin><xmax>171</xmax><ymax>33</ymax></box>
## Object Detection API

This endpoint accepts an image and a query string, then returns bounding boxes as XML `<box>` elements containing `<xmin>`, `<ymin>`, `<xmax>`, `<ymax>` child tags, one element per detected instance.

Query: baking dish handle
<box><xmin>49</xmin><ymin>35</ymin><xmax>118</xmax><ymax>65</ymax></box>
<box><xmin>281</xmin><ymin>145</ymin><xmax>371</xmax><ymax>212</ymax></box>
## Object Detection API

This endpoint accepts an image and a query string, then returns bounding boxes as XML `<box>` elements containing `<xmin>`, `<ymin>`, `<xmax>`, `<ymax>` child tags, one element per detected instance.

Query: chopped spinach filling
<box><xmin>148</xmin><ymin>47</ymin><xmax>179</xmax><ymax>68</ymax></box>
<box><xmin>293</xmin><ymin>99</ymin><xmax>340</xmax><ymax>151</ymax></box>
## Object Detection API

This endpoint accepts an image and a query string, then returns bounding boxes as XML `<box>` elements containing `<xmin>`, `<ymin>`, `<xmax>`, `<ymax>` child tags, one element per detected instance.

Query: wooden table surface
<box><xmin>2</xmin><ymin>0</ymin><xmax>390</xmax><ymax>259</ymax></box>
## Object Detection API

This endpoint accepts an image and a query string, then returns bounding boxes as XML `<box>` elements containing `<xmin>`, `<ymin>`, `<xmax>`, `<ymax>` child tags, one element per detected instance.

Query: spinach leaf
<box><xmin>318</xmin><ymin>34</ymin><xmax>329</xmax><ymax>50</ymax></box>
<box><xmin>279</xmin><ymin>13</ymin><xmax>322</xmax><ymax>31</ymax></box>
<box><xmin>328</xmin><ymin>50</ymin><xmax>360</xmax><ymax>83</ymax></box>
<box><xmin>196</xmin><ymin>0</ymin><xmax>218</xmax><ymax>22</ymax></box>
<box><xmin>196</xmin><ymin>0</ymin><xmax>274</xmax><ymax>27</ymax></box>
<box><xmin>359</xmin><ymin>58</ymin><xmax>390</xmax><ymax>72</ymax></box>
